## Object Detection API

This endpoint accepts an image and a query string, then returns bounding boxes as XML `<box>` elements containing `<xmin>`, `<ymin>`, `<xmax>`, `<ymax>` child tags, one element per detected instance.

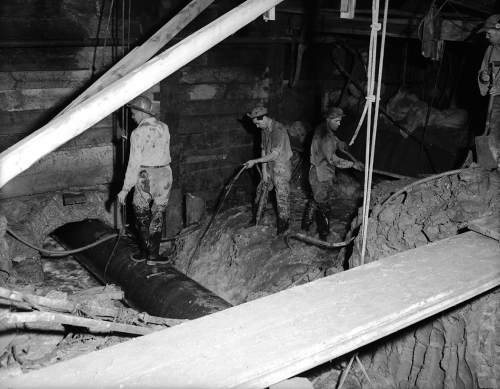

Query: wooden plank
<box><xmin>4</xmin><ymin>231</ymin><xmax>500</xmax><ymax>388</ymax></box>
<box><xmin>180</xmin><ymin>131</ymin><xmax>254</xmax><ymax>154</ymax></box>
<box><xmin>468</xmin><ymin>215</ymin><xmax>500</xmax><ymax>241</ymax></box>
<box><xmin>0</xmin><ymin>70</ymin><xmax>91</xmax><ymax>91</ymax></box>
<box><xmin>178</xmin><ymin>113</ymin><xmax>247</xmax><ymax>134</ymax></box>
<box><xmin>0</xmin><ymin>146</ymin><xmax>114</xmax><ymax>199</ymax></box>
<box><xmin>180</xmin><ymin>146</ymin><xmax>253</xmax><ymax>175</ymax></box>
<box><xmin>0</xmin><ymin>88</ymin><xmax>77</xmax><ymax>112</ymax></box>
<box><xmin>181</xmin><ymin>163</ymin><xmax>254</xmax><ymax>193</ymax></box>
<box><xmin>178</xmin><ymin>82</ymin><xmax>268</xmax><ymax>101</ymax></box>
<box><xmin>185</xmin><ymin>46</ymin><xmax>270</xmax><ymax>67</ymax></box>
<box><xmin>0</xmin><ymin>110</ymin><xmax>116</xmax><ymax>135</ymax></box>
<box><xmin>1</xmin><ymin>125</ymin><xmax>115</xmax><ymax>153</ymax></box>
<box><xmin>179</xmin><ymin>66</ymin><xmax>268</xmax><ymax>84</ymax></box>
<box><xmin>179</xmin><ymin>99</ymin><xmax>264</xmax><ymax>116</ymax></box>
<box><xmin>0</xmin><ymin>0</ymin><xmax>285</xmax><ymax>189</ymax></box>
<box><xmin>0</xmin><ymin>17</ymin><xmax>141</xmax><ymax>41</ymax></box>
<box><xmin>0</xmin><ymin>47</ymin><xmax>117</xmax><ymax>72</ymax></box>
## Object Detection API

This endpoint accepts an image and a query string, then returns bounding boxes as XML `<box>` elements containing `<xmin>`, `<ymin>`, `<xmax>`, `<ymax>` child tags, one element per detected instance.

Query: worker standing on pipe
<box><xmin>243</xmin><ymin>106</ymin><xmax>293</xmax><ymax>236</ymax></box>
<box><xmin>477</xmin><ymin>14</ymin><xmax>500</xmax><ymax>168</ymax></box>
<box><xmin>301</xmin><ymin>107</ymin><xmax>364</xmax><ymax>241</ymax></box>
<box><xmin>117</xmin><ymin>95</ymin><xmax>172</xmax><ymax>265</ymax></box>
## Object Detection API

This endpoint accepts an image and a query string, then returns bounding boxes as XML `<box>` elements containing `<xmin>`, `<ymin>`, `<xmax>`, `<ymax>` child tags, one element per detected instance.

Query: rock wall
<box><xmin>0</xmin><ymin>188</ymin><xmax>117</xmax><ymax>284</ymax></box>
<box><xmin>340</xmin><ymin>167</ymin><xmax>500</xmax><ymax>388</ymax></box>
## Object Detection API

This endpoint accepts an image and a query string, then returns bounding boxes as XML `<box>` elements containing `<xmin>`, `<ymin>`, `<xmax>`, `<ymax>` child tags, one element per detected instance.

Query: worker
<box><xmin>477</xmin><ymin>14</ymin><xmax>500</xmax><ymax>167</ymax></box>
<box><xmin>301</xmin><ymin>107</ymin><xmax>364</xmax><ymax>241</ymax></box>
<box><xmin>117</xmin><ymin>95</ymin><xmax>172</xmax><ymax>265</ymax></box>
<box><xmin>243</xmin><ymin>106</ymin><xmax>293</xmax><ymax>236</ymax></box>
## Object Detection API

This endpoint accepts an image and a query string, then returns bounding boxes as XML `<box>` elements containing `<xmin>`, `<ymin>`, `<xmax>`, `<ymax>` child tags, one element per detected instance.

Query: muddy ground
<box><xmin>1</xmin><ymin>166</ymin><xmax>498</xmax><ymax>388</ymax></box>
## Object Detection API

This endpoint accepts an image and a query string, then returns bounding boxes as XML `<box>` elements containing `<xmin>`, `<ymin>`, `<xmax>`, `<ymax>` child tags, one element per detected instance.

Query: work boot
<box><xmin>277</xmin><ymin>218</ymin><xmax>289</xmax><ymax>237</ymax></box>
<box><xmin>146</xmin><ymin>231</ymin><xmax>170</xmax><ymax>266</ymax></box>
<box><xmin>130</xmin><ymin>209</ymin><xmax>150</xmax><ymax>263</ymax></box>
<box><xmin>301</xmin><ymin>201</ymin><xmax>316</xmax><ymax>232</ymax></box>
<box><xmin>316</xmin><ymin>205</ymin><xmax>331</xmax><ymax>242</ymax></box>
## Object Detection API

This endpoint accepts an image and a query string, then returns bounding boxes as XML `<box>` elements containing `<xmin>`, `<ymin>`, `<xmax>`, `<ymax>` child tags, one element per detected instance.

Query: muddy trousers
<box><xmin>132</xmin><ymin>166</ymin><xmax>172</xmax><ymax>262</ymax></box>
<box><xmin>255</xmin><ymin>161</ymin><xmax>291</xmax><ymax>236</ymax></box>
<box><xmin>307</xmin><ymin>166</ymin><xmax>334</xmax><ymax>241</ymax></box>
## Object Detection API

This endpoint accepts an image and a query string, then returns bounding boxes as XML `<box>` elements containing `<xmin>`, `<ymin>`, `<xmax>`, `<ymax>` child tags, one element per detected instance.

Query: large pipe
<box><xmin>0</xmin><ymin>0</ymin><xmax>283</xmax><ymax>188</ymax></box>
<box><xmin>51</xmin><ymin>219</ymin><xmax>231</xmax><ymax>320</ymax></box>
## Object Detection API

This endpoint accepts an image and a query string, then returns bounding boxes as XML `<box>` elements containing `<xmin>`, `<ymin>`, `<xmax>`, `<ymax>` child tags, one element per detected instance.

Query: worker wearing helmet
<box><xmin>302</xmin><ymin>107</ymin><xmax>364</xmax><ymax>241</ymax></box>
<box><xmin>117</xmin><ymin>95</ymin><xmax>172</xmax><ymax>265</ymax></box>
<box><xmin>243</xmin><ymin>106</ymin><xmax>293</xmax><ymax>236</ymax></box>
<box><xmin>477</xmin><ymin>14</ymin><xmax>500</xmax><ymax>167</ymax></box>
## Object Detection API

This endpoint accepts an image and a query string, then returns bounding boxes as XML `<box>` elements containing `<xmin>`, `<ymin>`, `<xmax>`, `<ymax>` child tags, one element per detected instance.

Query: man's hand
<box><xmin>338</xmin><ymin>141</ymin><xmax>348</xmax><ymax>151</ymax></box>
<box><xmin>353</xmin><ymin>161</ymin><xmax>364</xmax><ymax>171</ymax></box>
<box><xmin>481</xmin><ymin>70</ymin><xmax>491</xmax><ymax>83</ymax></box>
<box><xmin>262</xmin><ymin>169</ymin><xmax>270</xmax><ymax>183</ymax></box>
<box><xmin>117</xmin><ymin>189</ymin><xmax>128</xmax><ymax>205</ymax></box>
<box><xmin>490</xmin><ymin>85</ymin><xmax>500</xmax><ymax>96</ymax></box>
<box><xmin>243</xmin><ymin>159</ymin><xmax>257</xmax><ymax>169</ymax></box>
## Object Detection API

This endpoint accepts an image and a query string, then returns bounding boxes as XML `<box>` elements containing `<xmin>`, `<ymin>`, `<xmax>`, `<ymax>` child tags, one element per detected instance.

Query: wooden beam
<box><xmin>0</xmin><ymin>0</ymin><xmax>284</xmax><ymax>189</ymax></box>
<box><xmin>0</xmin><ymin>88</ymin><xmax>77</xmax><ymax>112</ymax></box>
<box><xmin>0</xmin><ymin>70</ymin><xmax>91</xmax><ymax>91</ymax></box>
<box><xmin>55</xmin><ymin>0</ymin><xmax>215</xmax><ymax>118</ymax></box>
<box><xmin>4</xmin><ymin>231</ymin><xmax>500</xmax><ymax>388</ymax></box>
<box><xmin>468</xmin><ymin>215</ymin><xmax>500</xmax><ymax>241</ymax></box>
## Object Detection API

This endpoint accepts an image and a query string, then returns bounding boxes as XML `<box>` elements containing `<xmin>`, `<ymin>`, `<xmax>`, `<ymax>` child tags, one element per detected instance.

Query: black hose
<box><xmin>6</xmin><ymin>224</ymin><xmax>202</xmax><ymax>258</ymax></box>
<box><xmin>6</xmin><ymin>227</ymin><xmax>119</xmax><ymax>257</ymax></box>
<box><xmin>185</xmin><ymin>166</ymin><xmax>246</xmax><ymax>276</ymax></box>
<box><xmin>286</xmin><ymin>233</ymin><xmax>355</xmax><ymax>250</ymax></box>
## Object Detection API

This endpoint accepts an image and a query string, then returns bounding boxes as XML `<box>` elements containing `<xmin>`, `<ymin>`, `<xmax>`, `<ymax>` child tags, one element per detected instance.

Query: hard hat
<box><xmin>323</xmin><ymin>107</ymin><xmax>345</xmax><ymax>119</ymax></box>
<box><xmin>247</xmin><ymin>106</ymin><xmax>268</xmax><ymax>118</ymax></box>
<box><xmin>477</xmin><ymin>14</ymin><xmax>500</xmax><ymax>33</ymax></box>
<box><xmin>127</xmin><ymin>95</ymin><xmax>154</xmax><ymax>116</ymax></box>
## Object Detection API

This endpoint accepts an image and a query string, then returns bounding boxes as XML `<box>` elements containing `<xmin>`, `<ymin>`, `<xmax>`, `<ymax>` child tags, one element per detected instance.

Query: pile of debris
<box><xmin>0</xmin><ymin>285</ymin><xmax>186</xmax><ymax>379</ymax></box>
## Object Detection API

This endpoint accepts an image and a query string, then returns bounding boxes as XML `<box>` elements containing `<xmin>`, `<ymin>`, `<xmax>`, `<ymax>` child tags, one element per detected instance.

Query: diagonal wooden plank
<box><xmin>4</xmin><ymin>231</ymin><xmax>500</xmax><ymax>389</ymax></box>
<box><xmin>55</xmin><ymin>0</ymin><xmax>215</xmax><ymax>118</ymax></box>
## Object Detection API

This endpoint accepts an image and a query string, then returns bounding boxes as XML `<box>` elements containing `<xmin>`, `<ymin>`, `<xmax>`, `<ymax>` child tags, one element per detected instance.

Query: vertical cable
<box><xmin>360</xmin><ymin>0</ymin><xmax>389</xmax><ymax>266</ymax></box>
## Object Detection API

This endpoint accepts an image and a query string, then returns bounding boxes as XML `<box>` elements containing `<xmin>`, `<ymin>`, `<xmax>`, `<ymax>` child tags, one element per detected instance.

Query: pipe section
<box><xmin>51</xmin><ymin>219</ymin><xmax>231</xmax><ymax>320</ymax></box>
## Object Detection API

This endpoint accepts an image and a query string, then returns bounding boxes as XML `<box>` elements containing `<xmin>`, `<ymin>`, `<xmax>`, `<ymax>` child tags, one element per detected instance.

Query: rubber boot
<box><xmin>316</xmin><ymin>205</ymin><xmax>331</xmax><ymax>242</ymax></box>
<box><xmin>146</xmin><ymin>230</ymin><xmax>170</xmax><ymax>266</ymax></box>
<box><xmin>130</xmin><ymin>209</ymin><xmax>150</xmax><ymax>263</ymax></box>
<box><xmin>277</xmin><ymin>218</ymin><xmax>289</xmax><ymax>237</ymax></box>
<box><xmin>301</xmin><ymin>201</ymin><xmax>316</xmax><ymax>232</ymax></box>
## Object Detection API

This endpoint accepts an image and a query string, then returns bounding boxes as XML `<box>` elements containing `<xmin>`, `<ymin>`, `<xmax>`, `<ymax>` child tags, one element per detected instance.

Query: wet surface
<box><xmin>40</xmin><ymin>236</ymin><xmax>102</xmax><ymax>295</ymax></box>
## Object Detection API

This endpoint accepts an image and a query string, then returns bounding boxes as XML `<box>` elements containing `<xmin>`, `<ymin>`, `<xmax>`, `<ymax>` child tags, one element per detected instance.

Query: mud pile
<box><xmin>349</xmin><ymin>167</ymin><xmax>499</xmax><ymax>266</ymax></box>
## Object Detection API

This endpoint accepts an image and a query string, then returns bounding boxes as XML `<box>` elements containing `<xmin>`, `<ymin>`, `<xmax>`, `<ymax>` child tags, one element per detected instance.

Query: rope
<box><xmin>102</xmin><ymin>0</ymin><xmax>115</xmax><ymax>69</ymax></box>
<box><xmin>359</xmin><ymin>0</ymin><xmax>389</xmax><ymax>266</ymax></box>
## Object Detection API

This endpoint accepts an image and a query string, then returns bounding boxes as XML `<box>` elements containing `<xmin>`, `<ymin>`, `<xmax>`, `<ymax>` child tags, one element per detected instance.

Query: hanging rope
<box><xmin>102</xmin><ymin>0</ymin><xmax>116</xmax><ymax>69</ymax></box>
<box><xmin>359</xmin><ymin>0</ymin><xmax>390</xmax><ymax>266</ymax></box>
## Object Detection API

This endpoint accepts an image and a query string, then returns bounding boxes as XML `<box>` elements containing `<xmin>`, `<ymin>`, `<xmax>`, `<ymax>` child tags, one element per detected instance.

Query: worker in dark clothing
<box><xmin>301</xmin><ymin>107</ymin><xmax>364</xmax><ymax>241</ymax></box>
<box><xmin>117</xmin><ymin>95</ymin><xmax>172</xmax><ymax>265</ymax></box>
<box><xmin>243</xmin><ymin>106</ymin><xmax>293</xmax><ymax>236</ymax></box>
<box><xmin>478</xmin><ymin>14</ymin><xmax>500</xmax><ymax>167</ymax></box>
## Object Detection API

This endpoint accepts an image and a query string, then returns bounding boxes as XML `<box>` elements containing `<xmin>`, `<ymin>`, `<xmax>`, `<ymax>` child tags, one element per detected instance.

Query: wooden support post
<box><xmin>0</xmin><ymin>0</ymin><xmax>284</xmax><ymax>189</ymax></box>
